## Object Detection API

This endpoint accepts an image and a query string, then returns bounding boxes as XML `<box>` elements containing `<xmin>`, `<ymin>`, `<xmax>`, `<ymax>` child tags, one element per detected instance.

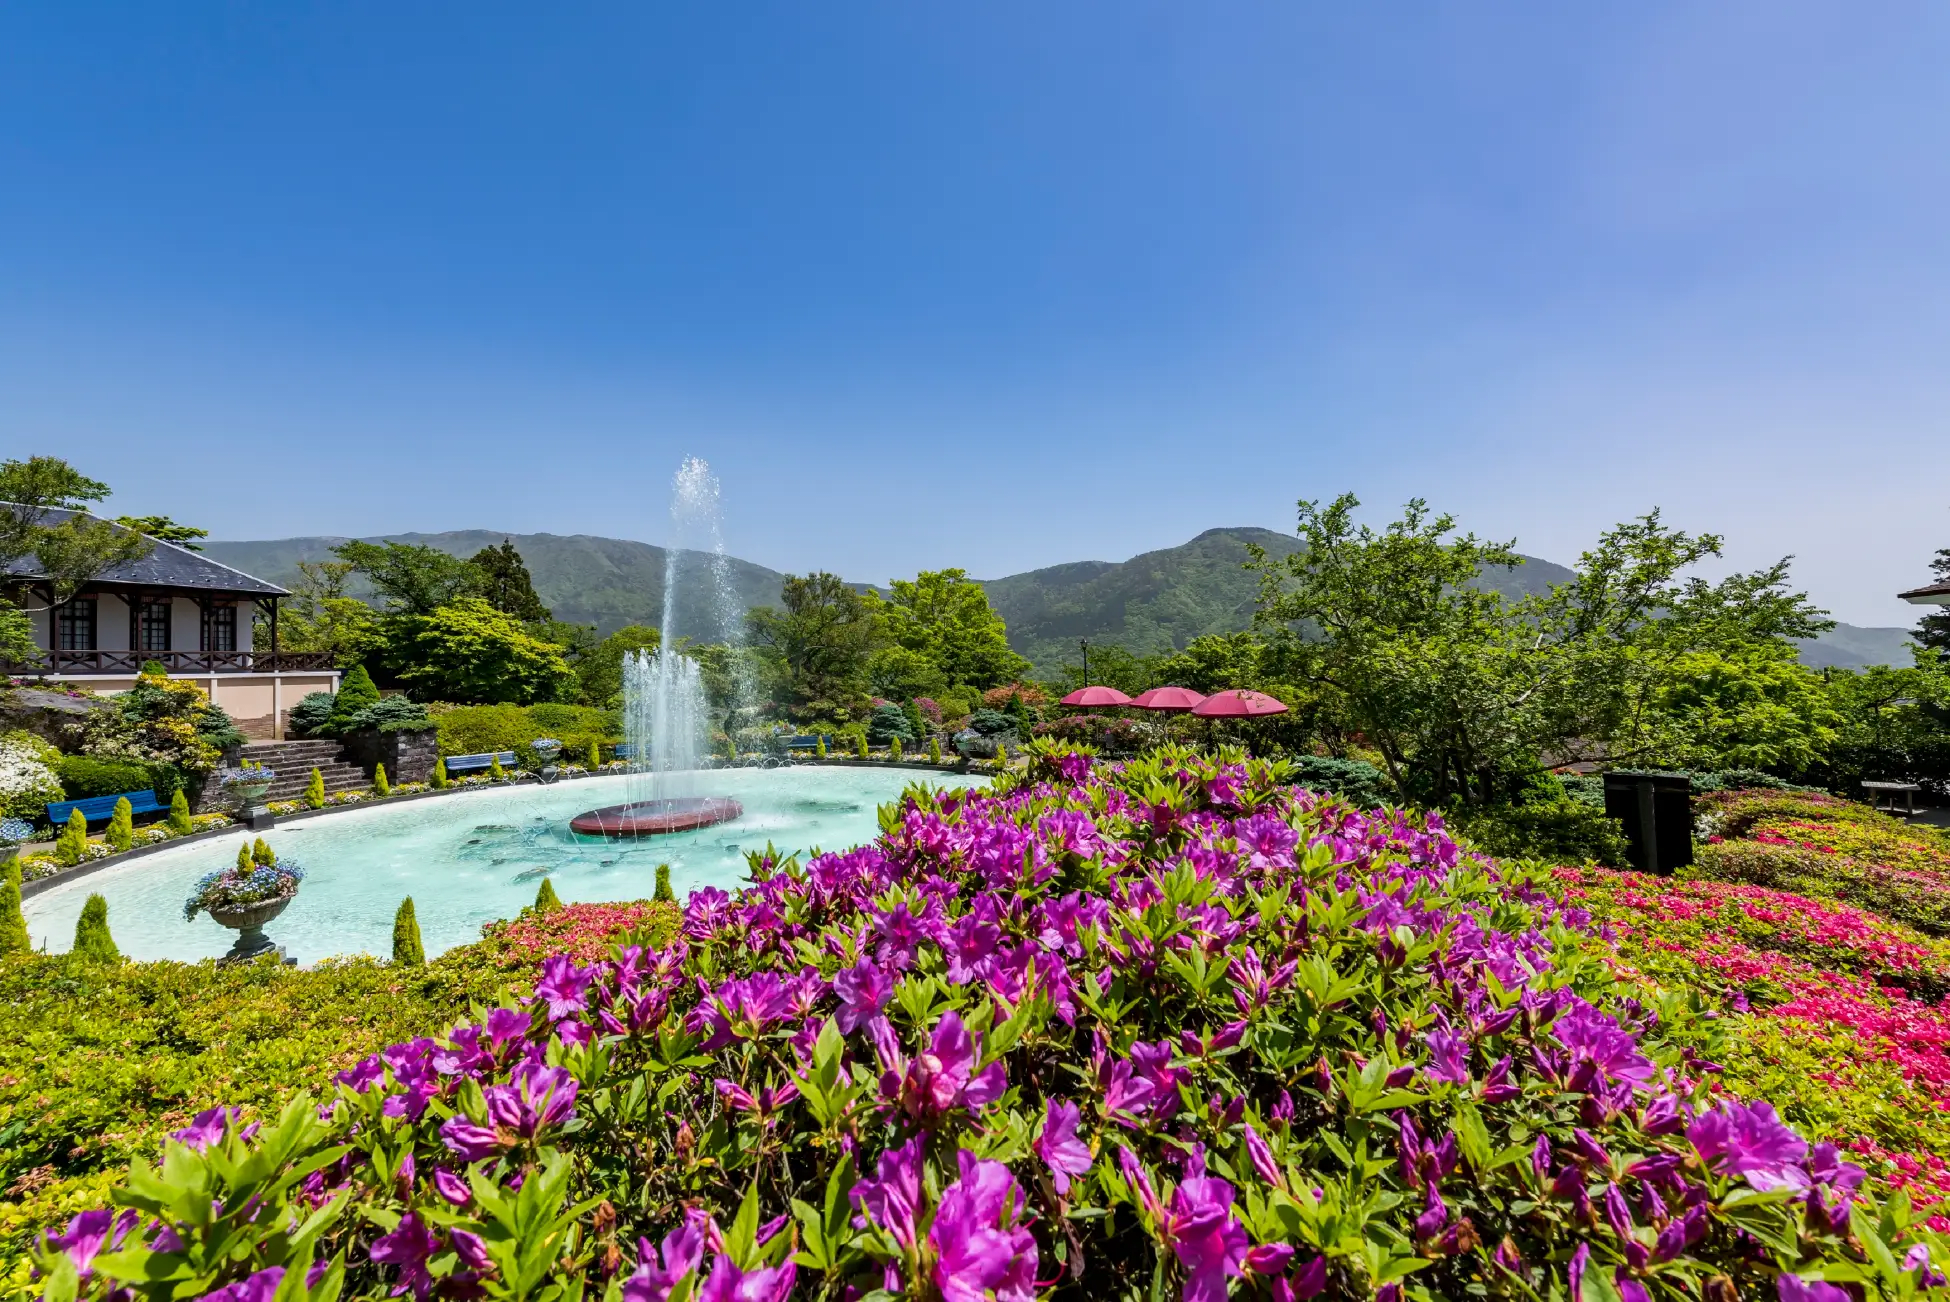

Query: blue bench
<box><xmin>443</xmin><ymin>751</ymin><xmax>519</xmax><ymax>775</ymax></box>
<box><xmin>612</xmin><ymin>743</ymin><xmax>635</xmax><ymax>760</ymax></box>
<box><xmin>47</xmin><ymin>789</ymin><xmax>166</xmax><ymax>826</ymax></box>
<box><xmin>785</xmin><ymin>735</ymin><xmax>832</xmax><ymax>751</ymax></box>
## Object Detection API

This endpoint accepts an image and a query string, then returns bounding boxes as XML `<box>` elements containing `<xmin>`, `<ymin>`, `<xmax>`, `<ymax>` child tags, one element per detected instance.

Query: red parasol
<box><xmin>1190</xmin><ymin>689</ymin><xmax>1289</xmax><ymax>718</ymax></box>
<box><xmin>1060</xmin><ymin>685</ymin><xmax>1134</xmax><ymax>708</ymax></box>
<box><xmin>1129</xmin><ymin>685</ymin><xmax>1207</xmax><ymax>712</ymax></box>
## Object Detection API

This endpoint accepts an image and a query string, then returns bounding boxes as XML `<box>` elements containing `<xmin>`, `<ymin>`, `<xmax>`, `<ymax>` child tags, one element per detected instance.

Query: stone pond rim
<box><xmin>569</xmin><ymin>796</ymin><xmax>745</xmax><ymax>837</ymax></box>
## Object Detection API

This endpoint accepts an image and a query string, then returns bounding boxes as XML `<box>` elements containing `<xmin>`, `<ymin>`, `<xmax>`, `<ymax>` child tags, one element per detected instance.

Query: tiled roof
<box><xmin>1898</xmin><ymin>579</ymin><xmax>1950</xmax><ymax>604</ymax></box>
<box><xmin>2</xmin><ymin>506</ymin><xmax>287</xmax><ymax>597</ymax></box>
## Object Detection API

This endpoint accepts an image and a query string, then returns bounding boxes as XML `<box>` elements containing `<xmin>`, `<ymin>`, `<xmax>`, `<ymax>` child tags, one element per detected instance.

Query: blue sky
<box><xmin>3</xmin><ymin>3</ymin><xmax>1945</xmax><ymax>625</ymax></box>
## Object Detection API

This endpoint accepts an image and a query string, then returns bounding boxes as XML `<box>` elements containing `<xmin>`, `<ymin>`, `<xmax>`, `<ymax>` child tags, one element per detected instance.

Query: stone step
<box><xmin>264</xmin><ymin>763</ymin><xmax>370</xmax><ymax>800</ymax></box>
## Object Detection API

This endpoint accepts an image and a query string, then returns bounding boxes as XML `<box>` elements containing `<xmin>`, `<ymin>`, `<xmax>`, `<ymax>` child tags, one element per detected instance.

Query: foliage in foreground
<box><xmin>23</xmin><ymin>747</ymin><xmax>1946</xmax><ymax>1302</ymax></box>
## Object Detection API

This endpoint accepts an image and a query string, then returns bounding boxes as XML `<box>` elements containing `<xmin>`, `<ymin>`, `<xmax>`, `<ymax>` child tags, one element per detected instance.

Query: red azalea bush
<box><xmin>27</xmin><ymin>748</ymin><xmax>1947</xmax><ymax>1302</ymax></box>
<box><xmin>474</xmin><ymin>900</ymin><xmax>682</xmax><ymax>969</ymax></box>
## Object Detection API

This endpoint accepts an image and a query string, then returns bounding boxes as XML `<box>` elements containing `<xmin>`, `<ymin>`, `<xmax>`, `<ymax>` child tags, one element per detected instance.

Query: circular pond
<box><xmin>23</xmin><ymin>767</ymin><xmax>982</xmax><ymax>964</ymax></box>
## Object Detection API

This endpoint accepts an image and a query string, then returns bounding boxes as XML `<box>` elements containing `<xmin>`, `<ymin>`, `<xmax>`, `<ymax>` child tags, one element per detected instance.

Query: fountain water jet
<box><xmin>572</xmin><ymin>459</ymin><xmax>745</xmax><ymax>838</ymax></box>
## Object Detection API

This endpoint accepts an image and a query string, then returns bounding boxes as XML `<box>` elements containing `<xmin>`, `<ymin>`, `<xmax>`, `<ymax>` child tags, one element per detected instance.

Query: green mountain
<box><xmin>206</xmin><ymin>525</ymin><xmax>1910</xmax><ymax>676</ymax></box>
<box><xmin>979</xmin><ymin>526</ymin><xmax>1577</xmax><ymax>676</ymax></box>
<box><xmin>201</xmin><ymin>531</ymin><xmax>787</xmax><ymax>643</ymax></box>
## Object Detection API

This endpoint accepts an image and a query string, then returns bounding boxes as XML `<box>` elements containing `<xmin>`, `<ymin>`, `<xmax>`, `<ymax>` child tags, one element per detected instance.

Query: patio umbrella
<box><xmin>1129</xmin><ymin>686</ymin><xmax>1207</xmax><ymax>712</ymax></box>
<box><xmin>1190</xmin><ymin>689</ymin><xmax>1289</xmax><ymax>718</ymax></box>
<box><xmin>1060</xmin><ymin>685</ymin><xmax>1133</xmax><ymax>708</ymax></box>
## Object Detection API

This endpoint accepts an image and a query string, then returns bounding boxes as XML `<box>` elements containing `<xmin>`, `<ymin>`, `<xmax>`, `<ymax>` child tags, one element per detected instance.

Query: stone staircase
<box><xmin>239</xmin><ymin>739</ymin><xmax>371</xmax><ymax>802</ymax></box>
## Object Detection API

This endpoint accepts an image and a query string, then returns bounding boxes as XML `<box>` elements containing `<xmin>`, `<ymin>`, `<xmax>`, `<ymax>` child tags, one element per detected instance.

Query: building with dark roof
<box><xmin>4</xmin><ymin>507</ymin><xmax>340</xmax><ymax>737</ymax></box>
<box><xmin>1899</xmin><ymin>579</ymin><xmax>1950</xmax><ymax>608</ymax></box>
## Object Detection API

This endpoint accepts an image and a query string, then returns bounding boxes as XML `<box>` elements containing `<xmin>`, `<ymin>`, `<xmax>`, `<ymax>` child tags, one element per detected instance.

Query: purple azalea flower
<box><xmin>483</xmin><ymin>1062</ymin><xmax>578</xmax><ymax>1137</ymax></box>
<box><xmin>1777</xmin><ymin>1278</ymin><xmax>1850</xmax><ymax>1302</ymax></box>
<box><xmin>171</xmin><ymin>1107</ymin><xmax>234</xmax><ymax>1153</ymax></box>
<box><xmin>43</xmin><ymin>1209</ymin><xmax>137</xmax><ymax>1277</ymax></box>
<box><xmin>1423</xmin><ymin>1027</ymin><xmax>1471</xmax><ymax>1084</ymax></box>
<box><xmin>1243</xmin><ymin>1124</ymin><xmax>1282</xmax><ymax>1189</ymax></box>
<box><xmin>889</xmin><ymin>1012</ymin><xmax>1007</xmax><ymax>1122</ymax></box>
<box><xmin>369</xmin><ymin>1212</ymin><xmax>440</xmax><ymax>1299</ymax></box>
<box><xmin>696</xmin><ymin>1256</ymin><xmax>796</xmax><ymax>1302</ymax></box>
<box><xmin>929</xmin><ymin>1150</ymin><xmax>1038</xmax><ymax>1302</ymax></box>
<box><xmin>623</xmin><ymin>1210</ymin><xmax>709</xmax><ymax>1302</ymax></box>
<box><xmin>1273</xmin><ymin>1255</ymin><xmax>1329</xmax><ymax>1301</ymax></box>
<box><xmin>1035</xmin><ymin>1099</ymin><xmax>1093</xmax><ymax>1195</ymax></box>
<box><xmin>534</xmin><ymin>955</ymin><xmax>594</xmax><ymax>1021</ymax></box>
<box><xmin>1550</xmin><ymin>1000</ymin><xmax>1654</xmax><ymax>1089</ymax></box>
<box><xmin>433</xmin><ymin>1167</ymin><xmax>472</xmax><ymax>1205</ymax></box>
<box><xmin>851</xmin><ymin>1137</ymin><xmax>924</xmax><ymax>1248</ymax></box>
<box><xmin>440</xmin><ymin>1115</ymin><xmax>503</xmax><ymax>1162</ymax></box>
<box><xmin>200</xmin><ymin>1267</ymin><xmax>288</xmax><ymax>1302</ymax></box>
<box><xmin>451</xmin><ymin>1230</ymin><xmax>492</xmax><ymax>1272</ymax></box>
<box><xmin>833</xmin><ymin>960</ymin><xmax>894</xmax><ymax>1034</ymax></box>
<box><xmin>486</xmin><ymin>1006</ymin><xmax>534</xmax><ymax>1046</ymax></box>
<box><xmin>1687</xmin><ymin>1100</ymin><xmax>1809</xmax><ymax>1191</ymax></box>
<box><xmin>1165</xmin><ymin>1155</ymin><xmax>1250</xmax><ymax>1302</ymax></box>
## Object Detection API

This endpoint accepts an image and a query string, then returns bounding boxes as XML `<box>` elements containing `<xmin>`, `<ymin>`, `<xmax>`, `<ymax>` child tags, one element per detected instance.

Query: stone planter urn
<box><xmin>222</xmin><ymin>776</ymin><xmax>277</xmax><ymax>831</ymax></box>
<box><xmin>208</xmin><ymin>896</ymin><xmax>293</xmax><ymax>963</ymax></box>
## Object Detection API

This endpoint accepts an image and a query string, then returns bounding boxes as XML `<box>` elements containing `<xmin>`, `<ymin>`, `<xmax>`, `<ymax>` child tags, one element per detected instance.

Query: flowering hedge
<box><xmin>26</xmin><ymin>747</ymin><xmax>1946</xmax><ymax>1302</ymax></box>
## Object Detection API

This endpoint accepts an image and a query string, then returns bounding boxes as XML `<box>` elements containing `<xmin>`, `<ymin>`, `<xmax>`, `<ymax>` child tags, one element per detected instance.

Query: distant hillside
<box><xmin>978</xmin><ymin>526</ymin><xmax>1577</xmax><ymax>676</ymax></box>
<box><xmin>207</xmin><ymin>526</ymin><xmax>1911</xmax><ymax>676</ymax></box>
<box><xmin>202</xmin><ymin>532</ymin><xmax>788</xmax><ymax>643</ymax></box>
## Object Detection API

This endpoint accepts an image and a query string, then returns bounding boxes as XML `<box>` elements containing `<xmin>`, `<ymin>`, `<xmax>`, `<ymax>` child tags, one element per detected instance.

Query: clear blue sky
<box><xmin>3</xmin><ymin>3</ymin><xmax>1945</xmax><ymax>625</ymax></box>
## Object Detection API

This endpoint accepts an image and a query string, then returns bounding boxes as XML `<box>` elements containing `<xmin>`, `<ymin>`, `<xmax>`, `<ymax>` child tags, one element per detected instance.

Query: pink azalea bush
<box><xmin>29</xmin><ymin>748</ymin><xmax>1947</xmax><ymax>1302</ymax></box>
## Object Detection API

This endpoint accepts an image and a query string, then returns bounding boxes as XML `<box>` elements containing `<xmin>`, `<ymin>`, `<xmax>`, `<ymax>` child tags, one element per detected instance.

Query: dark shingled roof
<box><xmin>2</xmin><ymin>506</ymin><xmax>287</xmax><ymax>597</ymax></box>
<box><xmin>1899</xmin><ymin>579</ymin><xmax>1950</xmax><ymax>603</ymax></box>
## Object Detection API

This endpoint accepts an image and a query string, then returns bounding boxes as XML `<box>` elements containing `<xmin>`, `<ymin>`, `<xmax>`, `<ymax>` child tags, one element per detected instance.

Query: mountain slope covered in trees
<box><xmin>206</xmin><ymin>526</ymin><xmax>1910</xmax><ymax>675</ymax></box>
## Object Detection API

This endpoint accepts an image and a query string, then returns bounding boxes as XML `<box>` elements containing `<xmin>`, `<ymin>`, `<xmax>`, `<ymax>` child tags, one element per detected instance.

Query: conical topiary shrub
<box><xmin>237</xmin><ymin>841</ymin><xmax>254</xmax><ymax>872</ymax></box>
<box><xmin>432</xmin><ymin>757</ymin><xmax>449</xmax><ymax>790</ymax></box>
<box><xmin>928</xmin><ymin>736</ymin><xmax>942</xmax><ymax>764</ymax></box>
<box><xmin>654</xmin><ymin>863</ymin><xmax>675</xmax><ymax>903</ymax></box>
<box><xmin>305</xmin><ymin>767</ymin><xmax>325</xmax><ymax>809</ymax></box>
<box><xmin>854</xmin><ymin>732</ymin><xmax>868</xmax><ymax>760</ymax></box>
<box><xmin>105</xmin><ymin>796</ymin><xmax>134</xmax><ymax>852</ymax></box>
<box><xmin>72</xmin><ymin>893</ymin><xmax>119</xmax><ymax>962</ymax></box>
<box><xmin>168</xmin><ymin>788</ymin><xmax>193</xmax><ymax>836</ymax></box>
<box><xmin>392</xmin><ymin>897</ymin><xmax>425</xmax><ymax>966</ymax></box>
<box><xmin>374</xmin><ymin>763</ymin><xmax>390</xmax><ymax>798</ymax></box>
<box><xmin>489</xmin><ymin>756</ymin><xmax>505</xmax><ymax>782</ymax></box>
<box><xmin>0</xmin><ymin>856</ymin><xmax>30</xmax><ymax>956</ymax></box>
<box><xmin>534</xmin><ymin>877</ymin><xmax>561</xmax><ymax>914</ymax></box>
<box><xmin>889</xmin><ymin>736</ymin><xmax>904</xmax><ymax>762</ymax></box>
<box><xmin>816</xmin><ymin>736</ymin><xmax>827</xmax><ymax>760</ymax></box>
<box><xmin>252</xmin><ymin>837</ymin><xmax>276</xmax><ymax>866</ymax></box>
<box><xmin>326</xmin><ymin>664</ymin><xmax>381</xmax><ymax>732</ymax></box>
<box><xmin>56</xmin><ymin>808</ymin><xmax>89</xmax><ymax>866</ymax></box>
<box><xmin>587</xmin><ymin>738</ymin><xmax>600</xmax><ymax>771</ymax></box>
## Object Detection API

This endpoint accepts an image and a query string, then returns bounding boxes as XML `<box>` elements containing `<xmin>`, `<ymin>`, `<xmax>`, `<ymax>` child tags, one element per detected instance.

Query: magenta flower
<box><xmin>623</xmin><ymin>1210</ymin><xmax>709</xmax><ymax>1302</ymax></box>
<box><xmin>1777</xmin><ymin>1278</ymin><xmax>1850</xmax><ymax>1302</ymax></box>
<box><xmin>1687</xmin><ymin>1099</ymin><xmax>1809</xmax><ymax>1191</ymax></box>
<box><xmin>1035</xmin><ymin>1098</ymin><xmax>1094</xmax><ymax>1195</ymax></box>
<box><xmin>440</xmin><ymin>1115</ymin><xmax>503</xmax><ymax>1162</ymax></box>
<box><xmin>851</xmin><ymin>1137</ymin><xmax>925</xmax><ymax>1249</ymax></box>
<box><xmin>484</xmin><ymin>1062</ymin><xmax>579</xmax><ymax>1137</ymax></box>
<box><xmin>1550</xmin><ymin>1000</ymin><xmax>1654</xmax><ymax>1089</ymax></box>
<box><xmin>369</xmin><ymin>1212</ymin><xmax>440</xmax><ymax>1299</ymax></box>
<box><xmin>1120</xmin><ymin>1147</ymin><xmax>1248</xmax><ymax>1302</ymax></box>
<box><xmin>697</xmin><ymin>1256</ymin><xmax>796</xmax><ymax>1302</ymax></box>
<box><xmin>833</xmin><ymin>959</ymin><xmax>894</xmax><ymax>1033</ymax></box>
<box><xmin>929</xmin><ymin>1150</ymin><xmax>1038</xmax><ymax>1302</ymax></box>
<box><xmin>200</xmin><ymin>1267</ymin><xmax>290</xmax><ymax>1302</ymax></box>
<box><xmin>533</xmin><ymin>955</ymin><xmax>594</xmax><ymax>1020</ymax></box>
<box><xmin>1423</xmin><ymin>1027</ymin><xmax>1471</xmax><ymax>1084</ymax></box>
<box><xmin>43</xmin><ymin>1209</ymin><xmax>137</xmax><ymax>1278</ymax></box>
<box><xmin>1243</xmin><ymin>1124</ymin><xmax>1282</xmax><ymax>1189</ymax></box>
<box><xmin>432</xmin><ymin>1167</ymin><xmax>472</xmax><ymax>1205</ymax></box>
<box><xmin>887</xmin><ymin>1012</ymin><xmax>1007</xmax><ymax>1122</ymax></box>
<box><xmin>170</xmin><ymin>1106</ymin><xmax>235</xmax><ymax>1152</ymax></box>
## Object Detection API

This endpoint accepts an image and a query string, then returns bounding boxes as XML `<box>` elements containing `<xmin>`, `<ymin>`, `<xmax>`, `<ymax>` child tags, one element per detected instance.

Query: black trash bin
<box><xmin>1602</xmin><ymin>771</ymin><xmax>1693</xmax><ymax>875</ymax></box>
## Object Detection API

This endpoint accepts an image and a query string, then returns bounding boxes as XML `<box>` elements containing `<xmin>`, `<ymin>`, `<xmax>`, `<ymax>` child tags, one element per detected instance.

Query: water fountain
<box><xmin>571</xmin><ymin>459</ymin><xmax>746</xmax><ymax>837</ymax></box>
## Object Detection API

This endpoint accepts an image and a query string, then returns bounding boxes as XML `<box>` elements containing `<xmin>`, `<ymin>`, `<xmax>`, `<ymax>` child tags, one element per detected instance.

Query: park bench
<box><xmin>443</xmin><ymin>751</ymin><xmax>520</xmax><ymax>776</ymax></box>
<box><xmin>784</xmin><ymin>735</ymin><xmax>832</xmax><ymax>751</ymax></box>
<box><xmin>1862</xmin><ymin>779</ymin><xmax>1923</xmax><ymax>817</ymax></box>
<box><xmin>47</xmin><ymin>789</ymin><xmax>166</xmax><ymax>826</ymax></box>
<box><xmin>612</xmin><ymin>743</ymin><xmax>635</xmax><ymax>760</ymax></box>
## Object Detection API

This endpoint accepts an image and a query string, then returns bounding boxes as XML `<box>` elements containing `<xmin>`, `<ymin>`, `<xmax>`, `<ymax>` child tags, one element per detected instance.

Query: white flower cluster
<box><xmin>0</xmin><ymin>739</ymin><xmax>62</xmax><ymax>819</ymax></box>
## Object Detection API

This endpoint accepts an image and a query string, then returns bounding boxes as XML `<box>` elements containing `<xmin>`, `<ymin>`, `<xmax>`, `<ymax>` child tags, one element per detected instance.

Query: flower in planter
<box><xmin>0</xmin><ymin>817</ymin><xmax>32</xmax><ymax>846</ymax></box>
<box><xmin>182</xmin><ymin>857</ymin><xmax>305</xmax><ymax>922</ymax></box>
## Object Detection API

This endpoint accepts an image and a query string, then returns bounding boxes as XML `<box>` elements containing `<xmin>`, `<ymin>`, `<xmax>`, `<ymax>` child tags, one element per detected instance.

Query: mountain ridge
<box><xmin>202</xmin><ymin>528</ymin><xmax>1914</xmax><ymax>675</ymax></box>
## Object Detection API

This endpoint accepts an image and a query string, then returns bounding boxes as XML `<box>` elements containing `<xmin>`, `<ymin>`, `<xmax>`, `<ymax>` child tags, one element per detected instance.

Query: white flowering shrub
<box><xmin>0</xmin><ymin>736</ymin><xmax>63</xmax><ymax>820</ymax></box>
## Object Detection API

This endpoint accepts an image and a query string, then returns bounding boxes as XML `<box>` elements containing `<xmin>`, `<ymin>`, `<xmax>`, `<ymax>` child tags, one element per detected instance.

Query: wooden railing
<box><xmin>6</xmin><ymin>650</ymin><xmax>338</xmax><ymax>675</ymax></box>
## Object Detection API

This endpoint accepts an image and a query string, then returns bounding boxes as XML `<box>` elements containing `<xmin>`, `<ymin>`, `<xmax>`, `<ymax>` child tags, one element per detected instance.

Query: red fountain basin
<box><xmin>569</xmin><ymin>799</ymin><xmax>744</xmax><ymax>838</ymax></box>
<box><xmin>571</xmin><ymin>796</ymin><xmax>744</xmax><ymax>837</ymax></box>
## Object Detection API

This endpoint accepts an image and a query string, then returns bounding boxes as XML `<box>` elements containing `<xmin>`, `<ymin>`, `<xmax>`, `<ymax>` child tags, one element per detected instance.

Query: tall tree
<box><xmin>466</xmin><ymin>540</ymin><xmax>552</xmax><ymax>622</ymax></box>
<box><xmin>392</xmin><ymin>598</ymin><xmax>578</xmax><ymax>704</ymax></box>
<box><xmin>1914</xmin><ymin>547</ymin><xmax>1950</xmax><ymax>654</ymax></box>
<box><xmin>746</xmin><ymin>573</ymin><xmax>883</xmax><ymax>715</ymax></box>
<box><xmin>257</xmin><ymin>559</ymin><xmax>378</xmax><ymax>666</ymax></box>
<box><xmin>575</xmin><ymin>623</ymin><xmax>661</xmax><ymax>708</ymax></box>
<box><xmin>113</xmin><ymin>516</ymin><xmax>208</xmax><ymax>551</ymax></box>
<box><xmin>332</xmin><ymin>540</ymin><xmax>474</xmax><ymax>616</ymax></box>
<box><xmin>877</xmin><ymin>568</ymin><xmax>1030</xmax><ymax>690</ymax></box>
<box><xmin>0</xmin><ymin>456</ymin><xmax>153</xmax><ymax>662</ymax></box>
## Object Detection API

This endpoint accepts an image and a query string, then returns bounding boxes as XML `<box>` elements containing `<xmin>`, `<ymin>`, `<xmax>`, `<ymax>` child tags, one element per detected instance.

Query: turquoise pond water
<box><xmin>22</xmin><ymin>767</ymin><xmax>984</xmax><ymax>964</ymax></box>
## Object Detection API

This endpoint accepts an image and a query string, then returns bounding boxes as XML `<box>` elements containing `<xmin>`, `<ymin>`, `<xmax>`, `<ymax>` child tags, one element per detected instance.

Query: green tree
<box><xmin>654</xmin><ymin>863</ymin><xmax>674</xmax><ymax>903</ymax></box>
<box><xmin>0</xmin><ymin>856</ymin><xmax>30</xmax><ymax>955</ymax></box>
<box><xmin>1913</xmin><ymin>547</ymin><xmax>1950</xmax><ymax>654</ymax></box>
<box><xmin>1642</xmin><ymin>646</ymin><xmax>1840</xmax><ymax>773</ymax></box>
<box><xmin>576</xmin><ymin>624</ymin><xmax>662</xmax><ymax>709</ymax></box>
<box><xmin>0</xmin><ymin>457</ymin><xmax>154</xmax><ymax>662</ymax></box>
<box><xmin>534</xmin><ymin>877</ymin><xmax>561</xmax><ymax>913</ymax></box>
<box><xmin>333</xmin><ymin>540</ymin><xmax>475</xmax><ymax>616</ymax></box>
<box><xmin>105</xmin><ymin>797</ymin><xmax>133</xmax><ymax>852</ymax></box>
<box><xmin>113</xmin><ymin>516</ymin><xmax>208</xmax><ymax>550</ymax></box>
<box><xmin>257</xmin><ymin>560</ymin><xmax>379</xmax><ymax>667</ymax></box>
<box><xmin>305</xmin><ymin>768</ymin><xmax>326</xmax><ymax>809</ymax></box>
<box><xmin>392</xmin><ymin>897</ymin><xmax>425</xmax><ymax>965</ymax></box>
<box><xmin>56</xmin><ymin>808</ymin><xmax>89</xmax><ymax>866</ymax></box>
<box><xmin>72</xmin><ymin>894</ymin><xmax>120</xmax><ymax>961</ymax></box>
<box><xmin>465</xmin><ymin>540</ymin><xmax>552</xmax><ymax>622</ymax></box>
<box><xmin>327</xmin><ymin>665</ymin><xmax>382</xmax><ymax>731</ymax></box>
<box><xmin>168</xmin><ymin>788</ymin><xmax>193</xmax><ymax>835</ymax></box>
<box><xmin>1249</xmin><ymin>494</ymin><xmax>1832</xmax><ymax>805</ymax></box>
<box><xmin>868</xmin><ymin>646</ymin><xmax>945</xmax><ymax>703</ymax></box>
<box><xmin>877</xmin><ymin>569</ymin><xmax>1030</xmax><ymax>691</ymax></box>
<box><xmin>373</xmin><ymin>762</ymin><xmax>391</xmax><ymax>797</ymax></box>
<box><xmin>392</xmin><ymin>599</ymin><xmax>579</xmax><ymax>704</ymax></box>
<box><xmin>746</xmin><ymin>573</ymin><xmax>883</xmax><ymax>715</ymax></box>
<box><xmin>432</xmin><ymin>756</ymin><xmax>449</xmax><ymax>789</ymax></box>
